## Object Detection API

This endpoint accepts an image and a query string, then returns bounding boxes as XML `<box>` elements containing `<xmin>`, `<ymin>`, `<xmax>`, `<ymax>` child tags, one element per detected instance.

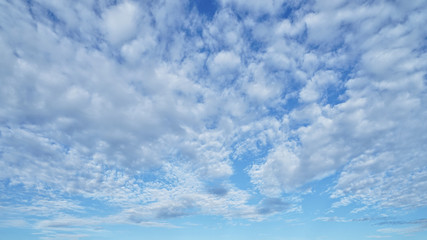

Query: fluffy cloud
<box><xmin>209</xmin><ymin>51</ymin><xmax>241</xmax><ymax>75</ymax></box>
<box><xmin>0</xmin><ymin>0</ymin><xmax>426</xmax><ymax>239</ymax></box>
<box><xmin>248</xmin><ymin>0</ymin><xmax>427</xmax><ymax>206</ymax></box>
<box><xmin>102</xmin><ymin>1</ymin><xmax>140</xmax><ymax>45</ymax></box>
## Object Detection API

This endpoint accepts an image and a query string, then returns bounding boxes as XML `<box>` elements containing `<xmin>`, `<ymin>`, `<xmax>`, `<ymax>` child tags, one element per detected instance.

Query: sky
<box><xmin>0</xmin><ymin>0</ymin><xmax>427</xmax><ymax>239</ymax></box>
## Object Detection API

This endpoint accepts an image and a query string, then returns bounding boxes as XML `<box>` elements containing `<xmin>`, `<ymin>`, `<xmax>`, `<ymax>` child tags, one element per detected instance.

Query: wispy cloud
<box><xmin>367</xmin><ymin>235</ymin><xmax>391</xmax><ymax>239</ymax></box>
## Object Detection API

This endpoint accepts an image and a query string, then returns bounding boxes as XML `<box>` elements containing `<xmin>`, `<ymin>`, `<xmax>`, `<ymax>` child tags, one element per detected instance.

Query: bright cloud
<box><xmin>0</xmin><ymin>0</ymin><xmax>426</xmax><ymax>240</ymax></box>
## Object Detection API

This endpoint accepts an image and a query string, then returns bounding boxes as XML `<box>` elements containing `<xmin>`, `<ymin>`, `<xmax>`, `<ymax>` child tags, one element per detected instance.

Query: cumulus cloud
<box><xmin>102</xmin><ymin>1</ymin><xmax>140</xmax><ymax>45</ymax></box>
<box><xmin>209</xmin><ymin>51</ymin><xmax>241</xmax><ymax>75</ymax></box>
<box><xmin>248</xmin><ymin>0</ymin><xmax>427</xmax><ymax>209</ymax></box>
<box><xmin>1</xmin><ymin>0</ymin><xmax>426</xmax><ymax>239</ymax></box>
<box><xmin>250</xmin><ymin>144</ymin><xmax>301</xmax><ymax>195</ymax></box>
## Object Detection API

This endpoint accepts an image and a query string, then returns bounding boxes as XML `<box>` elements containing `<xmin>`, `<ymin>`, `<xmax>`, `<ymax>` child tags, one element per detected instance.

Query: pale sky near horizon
<box><xmin>1</xmin><ymin>0</ymin><xmax>427</xmax><ymax>239</ymax></box>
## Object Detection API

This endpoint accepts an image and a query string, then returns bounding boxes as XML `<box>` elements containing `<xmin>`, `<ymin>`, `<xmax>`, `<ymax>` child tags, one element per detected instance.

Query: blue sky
<box><xmin>1</xmin><ymin>0</ymin><xmax>427</xmax><ymax>239</ymax></box>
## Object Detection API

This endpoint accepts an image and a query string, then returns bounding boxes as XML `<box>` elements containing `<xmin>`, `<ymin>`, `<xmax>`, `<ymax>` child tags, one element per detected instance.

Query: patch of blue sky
<box><xmin>265</xmin><ymin>100</ymin><xmax>296</xmax><ymax>119</ymax></box>
<box><xmin>96</xmin><ymin>221</ymin><xmax>224</xmax><ymax>240</ymax></box>
<box><xmin>229</xmin><ymin>157</ymin><xmax>259</xmax><ymax>191</ymax></box>
<box><xmin>229</xmin><ymin>141</ymin><xmax>272</xmax><ymax>195</ymax></box>
<box><xmin>68</xmin><ymin>196</ymin><xmax>122</xmax><ymax>218</ymax></box>
<box><xmin>191</xmin><ymin>0</ymin><xmax>218</xmax><ymax>19</ymax></box>
<box><xmin>118</xmin><ymin>215</ymin><xmax>278</xmax><ymax>240</ymax></box>
<box><xmin>0</xmin><ymin>181</ymin><xmax>37</xmax><ymax>204</ymax></box>
<box><xmin>0</xmin><ymin>227</ymin><xmax>35</xmax><ymax>240</ymax></box>
<box><xmin>278</xmin><ymin>3</ymin><xmax>298</xmax><ymax>20</ymax></box>
<box><xmin>165</xmin><ymin>213</ymin><xmax>380</xmax><ymax>240</ymax></box>
<box><xmin>324</xmin><ymin>82</ymin><xmax>347</xmax><ymax>106</ymax></box>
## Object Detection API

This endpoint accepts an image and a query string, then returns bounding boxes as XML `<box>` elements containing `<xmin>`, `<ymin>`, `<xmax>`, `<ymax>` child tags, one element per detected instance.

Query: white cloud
<box><xmin>250</xmin><ymin>144</ymin><xmax>300</xmax><ymax>195</ymax></box>
<box><xmin>248</xmin><ymin>0</ymin><xmax>427</xmax><ymax>209</ymax></box>
<box><xmin>102</xmin><ymin>1</ymin><xmax>140</xmax><ymax>45</ymax></box>
<box><xmin>299</xmin><ymin>70</ymin><xmax>339</xmax><ymax>102</ymax></box>
<box><xmin>245</xmin><ymin>80</ymin><xmax>279</xmax><ymax>102</ymax></box>
<box><xmin>121</xmin><ymin>35</ymin><xmax>156</xmax><ymax>63</ymax></box>
<box><xmin>1</xmin><ymin>0</ymin><xmax>427</xmax><ymax>239</ymax></box>
<box><xmin>208</xmin><ymin>51</ymin><xmax>241</xmax><ymax>76</ymax></box>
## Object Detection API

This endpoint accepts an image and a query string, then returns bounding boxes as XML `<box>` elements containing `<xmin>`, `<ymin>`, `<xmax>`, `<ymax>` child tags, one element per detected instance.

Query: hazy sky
<box><xmin>1</xmin><ymin>0</ymin><xmax>427</xmax><ymax>239</ymax></box>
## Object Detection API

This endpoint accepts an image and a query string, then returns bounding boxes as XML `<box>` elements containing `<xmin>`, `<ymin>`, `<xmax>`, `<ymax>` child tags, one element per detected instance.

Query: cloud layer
<box><xmin>0</xmin><ymin>0</ymin><xmax>426</xmax><ymax>239</ymax></box>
